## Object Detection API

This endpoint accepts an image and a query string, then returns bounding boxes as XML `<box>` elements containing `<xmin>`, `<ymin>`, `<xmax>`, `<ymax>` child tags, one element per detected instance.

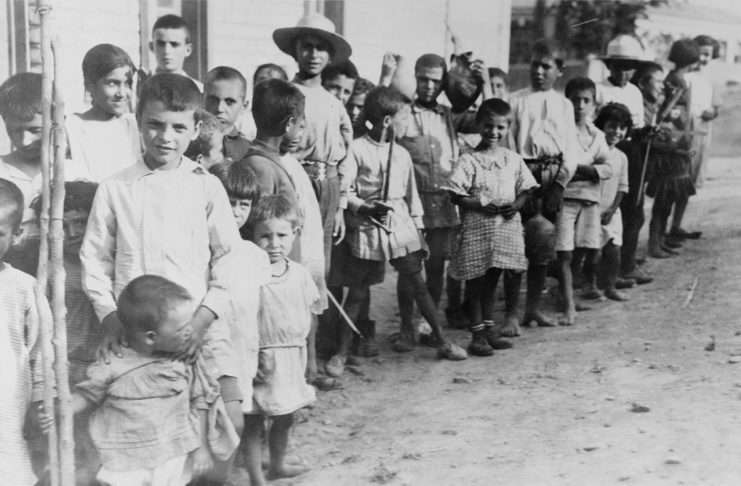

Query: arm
<box><xmin>189</xmin><ymin>409</ymin><xmax>214</xmax><ymax>478</ymax></box>
<box><xmin>339</xmin><ymin>107</ymin><xmax>353</xmax><ymax>151</ymax></box>
<box><xmin>601</xmin><ymin>191</ymin><xmax>626</xmax><ymax>225</ymax></box>
<box><xmin>404</xmin><ymin>154</ymin><xmax>425</xmax><ymax>229</ymax></box>
<box><xmin>378</xmin><ymin>52</ymin><xmax>398</xmax><ymax>87</ymax></box>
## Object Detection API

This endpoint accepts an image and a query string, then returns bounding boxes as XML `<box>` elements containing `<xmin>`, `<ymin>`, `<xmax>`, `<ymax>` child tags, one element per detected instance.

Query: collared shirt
<box><xmin>292</xmin><ymin>78</ymin><xmax>352</xmax><ymax>165</ymax></box>
<box><xmin>507</xmin><ymin>87</ymin><xmax>579</xmax><ymax>188</ymax></box>
<box><xmin>564</xmin><ymin>122</ymin><xmax>612</xmax><ymax>203</ymax></box>
<box><xmin>600</xmin><ymin>146</ymin><xmax>629</xmax><ymax>210</ymax></box>
<box><xmin>80</xmin><ymin>156</ymin><xmax>241</xmax><ymax>322</ymax></box>
<box><xmin>0</xmin><ymin>157</ymin><xmax>42</xmax><ymax>242</ymax></box>
<box><xmin>596</xmin><ymin>79</ymin><xmax>645</xmax><ymax>129</ymax></box>
<box><xmin>222</xmin><ymin>126</ymin><xmax>252</xmax><ymax>162</ymax></box>
<box><xmin>342</xmin><ymin>135</ymin><xmax>424</xmax><ymax>261</ymax></box>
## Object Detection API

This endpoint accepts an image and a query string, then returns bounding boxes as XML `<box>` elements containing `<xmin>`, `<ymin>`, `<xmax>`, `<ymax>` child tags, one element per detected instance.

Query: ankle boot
<box><xmin>356</xmin><ymin>319</ymin><xmax>379</xmax><ymax>357</ymax></box>
<box><xmin>468</xmin><ymin>325</ymin><xmax>494</xmax><ymax>356</ymax></box>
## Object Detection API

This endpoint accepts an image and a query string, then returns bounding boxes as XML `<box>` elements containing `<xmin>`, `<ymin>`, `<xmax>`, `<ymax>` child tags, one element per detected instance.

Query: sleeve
<box><xmin>337</xmin><ymin>154</ymin><xmax>352</xmax><ymax>210</ymax></box>
<box><xmin>302</xmin><ymin>265</ymin><xmax>323</xmax><ymax>316</ymax></box>
<box><xmin>504</xmin><ymin>96</ymin><xmax>521</xmax><ymax>152</ymax></box>
<box><xmin>75</xmin><ymin>360</ymin><xmax>114</xmax><ymax>406</ymax></box>
<box><xmin>339</xmin><ymin>105</ymin><xmax>354</xmax><ymax>150</ymax></box>
<box><xmin>592</xmin><ymin>132</ymin><xmax>614</xmax><ymax>181</ymax></box>
<box><xmin>29</xmin><ymin>284</ymin><xmax>50</xmax><ymax>402</ymax></box>
<box><xmin>445</xmin><ymin>153</ymin><xmax>475</xmax><ymax>196</ymax></box>
<box><xmin>617</xmin><ymin>153</ymin><xmax>629</xmax><ymax>194</ymax></box>
<box><xmin>514</xmin><ymin>152</ymin><xmax>539</xmax><ymax>196</ymax></box>
<box><xmin>557</xmin><ymin>101</ymin><xmax>579</xmax><ymax>188</ymax></box>
<box><xmin>633</xmin><ymin>86</ymin><xmax>645</xmax><ymax>129</ymax></box>
<box><xmin>80</xmin><ymin>183</ymin><xmax>119</xmax><ymax>322</ymax></box>
<box><xmin>189</xmin><ymin>358</ymin><xmax>211</xmax><ymax>411</ymax></box>
<box><xmin>343</xmin><ymin>145</ymin><xmax>365</xmax><ymax>214</ymax></box>
<box><xmin>243</xmin><ymin>157</ymin><xmax>278</xmax><ymax>199</ymax></box>
<box><xmin>403</xmin><ymin>151</ymin><xmax>425</xmax><ymax>229</ymax></box>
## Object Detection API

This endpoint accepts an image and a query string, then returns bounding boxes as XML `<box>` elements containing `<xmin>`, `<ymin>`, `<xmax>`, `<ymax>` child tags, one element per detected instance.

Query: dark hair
<box><xmin>352</xmin><ymin>77</ymin><xmax>375</xmax><ymax>97</ymax></box>
<box><xmin>475</xmin><ymin>98</ymin><xmax>511</xmax><ymax>123</ymax></box>
<box><xmin>209</xmin><ymin>160</ymin><xmax>260</xmax><ymax>201</ymax></box>
<box><xmin>362</xmin><ymin>86</ymin><xmax>411</xmax><ymax>127</ymax></box>
<box><xmin>488</xmin><ymin>67</ymin><xmax>508</xmax><ymax>83</ymax></box>
<box><xmin>184</xmin><ymin>110</ymin><xmax>221</xmax><ymax>159</ymax></box>
<box><xmin>31</xmin><ymin>180</ymin><xmax>98</xmax><ymax>223</ymax></box>
<box><xmin>321</xmin><ymin>59</ymin><xmax>359</xmax><ymax>83</ymax></box>
<box><xmin>415</xmin><ymin>53</ymin><xmax>447</xmax><ymax>74</ymax></box>
<box><xmin>249</xmin><ymin>194</ymin><xmax>301</xmax><ymax>230</ymax></box>
<box><xmin>0</xmin><ymin>178</ymin><xmax>24</xmax><ymax>229</ymax></box>
<box><xmin>137</xmin><ymin>73</ymin><xmax>202</xmax><ymax>120</ymax></box>
<box><xmin>252</xmin><ymin>79</ymin><xmax>305</xmax><ymax>136</ymax></box>
<box><xmin>82</xmin><ymin>44</ymin><xmax>135</xmax><ymax>87</ymax></box>
<box><xmin>206</xmin><ymin>66</ymin><xmax>247</xmax><ymax>98</ymax></box>
<box><xmin>632</xmin><ymin>63</ymin><xmax>663</xmax><ymax>88</ymax></box>
<box><xmin>0</xmin><ymin>72</ymin><xmax>42</xmax><ymax>122</ymax></box>
<box><xmin>118</xmin><ymin>274</ymin><xmax>193</xmax><ymax>334</ymax></box>
<box><xmin>252</xmin><ymin>63</ymin><xmax>288</xmax><ymax>85</ymax></box>
<box><xmin>693</xmin><ymin>34</ymin><xmax>720</xmax><ymax>59</ymax></box>
<box><xmin>532</xmin><ymin>38</ymin><xmax>566</xmax><ymax>68</ymax></box>
<box><xmin>668</xmin><ymin>39</ymin><xmax>700</xmax><ymax>68</ymax></box>
<box><xmin>565</xmin><ymin>76</ymin><xmax>596</xmax><ymax>100</ymax></box>
<box><xmin>152</xmin><ymin>14</ymin><xmax>191</xmax><ymax>42</ymax></box>
<box><xmin>594</xmin><ymin>102</ymin><xmax>633</xmax><ymax>131</ymax></box>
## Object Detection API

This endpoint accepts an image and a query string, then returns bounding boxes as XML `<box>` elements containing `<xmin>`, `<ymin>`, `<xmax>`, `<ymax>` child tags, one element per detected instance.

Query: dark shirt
<box><xmin>223</xmin><ymin>127</ymin><xmax>252</xmax><ymax>162</ymax></box>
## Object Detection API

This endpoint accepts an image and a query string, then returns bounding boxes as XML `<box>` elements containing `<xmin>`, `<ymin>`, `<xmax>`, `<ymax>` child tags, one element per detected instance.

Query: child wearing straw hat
<box><xmin>595</xmin><ymin>35</ymin><xmax>647</xmax><ymax>129</ymax></box>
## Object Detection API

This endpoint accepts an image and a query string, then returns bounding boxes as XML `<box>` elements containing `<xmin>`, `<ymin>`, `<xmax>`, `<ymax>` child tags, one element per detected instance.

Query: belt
<box><xmin>524</xmin><ymin>154</ymin><xmax>564</xmax><ymax>188</ymax></box>
<box><xmin>302</xmin><ymin>161</ymin><xmax>338</xmax><ymax>181</ymax></box>
<box><xmin>524</xmin><ymin>154</ymin><xmax>563</xmax><ymax>166</ymax></box>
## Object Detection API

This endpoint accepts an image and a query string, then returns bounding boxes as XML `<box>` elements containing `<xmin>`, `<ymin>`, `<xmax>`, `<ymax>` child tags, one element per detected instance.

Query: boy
<box><xmin>335</xmin><ymin>86</ymin><xmax>467</xmax><ymax>374</ymax></box>
<box><xmin>149</xmin><ymin>14</ymin><xmax>202</xmax><ymax>90</ymax></box>
<box><xmin>556</xmin><ymin>77</ymin><xmax>611</xmax><ymax>324</ymax></box>
<box><xmin>321</xmin><ymin>59</ymin><xmax>359</xmax><ymax>106</ymax></box>
<box><xmin>204</xmin><ymin>66</ymin><xmax>251</xmax><ymax>162</ymax></box>
<box><xmin>80</xmin><ymin>73</ymin><xmax>244</xmax><ymax>466</ymax></box>
<box><xmin>595</xmin><ymin>35</ymin><xmax>646</xmax><ymax>129</ymax></box>
<box><xmin>594</xmin><ymin>103</ymin><xmax>632</xmax><ymax>300</ymax></box>
<box><xmin>488</xmin><ymin>67</ymin><xmax>509</xmax><ymax>100</ymax></box>
<box><xmin>347</xmin><ymin>77</ymin><xmax>375</xmax><ymax>137</ymax></box>
<box><xmin>508</xmin><ymin>38</ymin><xmax>578</xmax><ymax>328</ymax></box>
<box><xmin>184</xmin><ymin>110</ymin><xmax>224</xmax><ymax>169</ymax></box>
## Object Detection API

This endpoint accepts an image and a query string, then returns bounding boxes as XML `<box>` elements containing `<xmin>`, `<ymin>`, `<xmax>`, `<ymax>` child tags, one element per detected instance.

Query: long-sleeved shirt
<box><xmin>507</xmin><ymin>87</ymin><xmax>579</xmax><ymax>188</ymax></box>
<box><xmin>80</xmin><ymin>156</ymin><xmax>241</xmax><ymax>322</ymax></box>
<box><xmin>563</xmin><ymin>122</ymin><xmax>612</xmax><ymax>203</ymax></box>
<box><xmin>596</xmin><ymin>79</ymin><xmax>645</xmax><ymax>129</ymax></box>
<box><xmin>600</xmin><ymin>146</ymin><xmax>629</xmax><ymax>210</ymax></box>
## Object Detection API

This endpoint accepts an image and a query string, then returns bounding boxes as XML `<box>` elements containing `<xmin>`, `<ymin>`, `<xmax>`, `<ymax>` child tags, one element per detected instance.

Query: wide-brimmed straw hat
<box><xmin>273</xmin><ymin>13</ymin><xmax>352</xmax><ymax>64</ymax></box>
<box><xmin>600</xmin><ymin>35</ymin><xmax>647</xmax><ymax>67</ymax></box>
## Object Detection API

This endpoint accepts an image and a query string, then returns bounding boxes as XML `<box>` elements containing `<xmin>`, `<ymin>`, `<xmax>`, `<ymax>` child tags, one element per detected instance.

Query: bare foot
<box><xmin>605</xmin><ymin>288</ymin><xmax>630</xmax><ymax>301</ymax></box>
<box><xmin>522</xmin><ymin>310</ymin><xmax>557</xmax><ymax>328</ymax></box>
<box><xmin>499</xmin><ymin>313</ymin><xmax>521</xmax><ymax>337</ymax></box>
<box><xmin>660</xmin><ymin>244</ymin><xmax>679</xmax><ymax>255</ymax></box>
<box><xmin>558</xmin><ymin>308</ymin><xmax>576</xmax><ymax>326</ymax></box>
<box><xmin>648</xmin><ymin>247</ymin><xmax>671</xmax><ymax>259</ymax></box>
<box><xmin>267</xmin><ymin>464</ymin><xmax>310</xmax><ymax>480</ymax></box>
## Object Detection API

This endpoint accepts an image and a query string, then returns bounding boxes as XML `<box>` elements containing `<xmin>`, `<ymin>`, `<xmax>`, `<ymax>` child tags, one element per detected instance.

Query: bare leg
<box><xmin>244</xmin><ymin>415</ymin><xmax>267</xmax><ymax>486</ymax></box>
<box><xmin>556</xmin><ymin>250</ymin><xmax>576</xmax><ymax>326</ymax></box>
<box><xmin>306</xmin><ymin>316</ymin><xmax>318</xmax><ymax>382</ymax></box>
<box><xmin>425</xmin><ymin>255</ymin><xmax>446</xmax><ymax>306</ymax></box>
<box><xmin>267</xmin><ymin>414</ymin><xmax>308</xmax><ymax>480</ymax></box>
<box><xmin>522</xmin><ymin>264</ymin><xmax>556</xmax><ymax>327</ymax></box>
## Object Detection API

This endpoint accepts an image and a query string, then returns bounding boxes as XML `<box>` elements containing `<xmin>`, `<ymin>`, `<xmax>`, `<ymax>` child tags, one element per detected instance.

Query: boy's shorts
<box><xmin>555</xmin><ymin>199</ymin><xmax>601</xmax><ymax>251</ymax></box>
<box><xmin>344</xmin><ymin>253</ymin><xmax>386</xmax><ymax>288</ymax></box>
<box><xmin>424</xmin><ymin>227</ymin><xmax>456</xmax><ymax>259</ymax></box>
<box><xmin>390</xmin><ymin>250</ymin><xmax>426</xmax><ymax>275</ymax></box>
<box><xmin>601</xmin><ymin>207</ymin><xmax>623</xmax><ymax>247</ymax></box>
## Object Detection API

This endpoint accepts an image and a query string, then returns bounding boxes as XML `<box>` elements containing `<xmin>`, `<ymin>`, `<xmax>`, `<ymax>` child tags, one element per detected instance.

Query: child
<box><xmin>595</xmin><ymin>35</ymin><xmax>646</xmax><ymax>129</ymax></box>
<box><xmin>337</xmin><ymin>86</ymin><xmax>467</xmax><ymax>371</ymax></box>
<box><xmin>0</xmin><ymin>72</ymin><xmax>43</xmax><ymax>244</ymax></box>
<box><xmin>488</xmin><ymin>67</ymin><xmax>509</xmax><ymax>100</ymax></box>
<box><xmin>0</xmin><ymin>178</ymin><xmax>46</xmax><ymax>485</ymax></box>
<box><xmin>204</xmin><ymin>66</ymin><xmax>251</xmax><ymax>162</ymax></box>
<box><xmin>508</xmin><ymin>38</ymin><xmax>578</xmax><ymax>328</ymax></box>
<box><xmin>240</xmin><ymin>63</ymin><xmax>290</xmax><ymax>141</ymax></box>
<box><xmin>556</xmin><ymin>77</ymin><xmax>611</xmax><ymax>323</ymax></box>
<box><xmin>184</xmin><ymin>109</ymin><xmax>225</xmax><ymax>169</ymax></box>
<box><xmin>69</xmin><ymin>275</ymin><xmax>237</xmax><ymax>485</ymax></box>
<box><xmin>321</xmin><ymin>59</ymin><xmax>359</xmax><ymax>106</ymax></box>
<box><xmin>149</xmin><ymin>14</ymin><xmax>202</xmax><ymax>90</ymax></box>
<box><xmin>66</xmin><ymin>43</ymin><xmax>141</xmax><ymax>182</ymax></box>
<box><xmin>243</xmin><ymin>195</ymin><xmax>321</xmax><ymax>485</ymax></box>
<box><xmin>80</xmin><ymin>73</ymin><xmax>245</xmax><ymax>454</ymax></box>
<box><xmin>446</xmin><ymin>98</ymin><xmax>537</xmax><ymax>356</ymax></box>
<box><xmin>594</xmin><ymin>103</ymin><xmax>632</xmax><ymax>300</ymax></box>
<box><xmin>347</xmin><ymin>77</ymin><xmax>375</xmax><ymax>137</ymax></box>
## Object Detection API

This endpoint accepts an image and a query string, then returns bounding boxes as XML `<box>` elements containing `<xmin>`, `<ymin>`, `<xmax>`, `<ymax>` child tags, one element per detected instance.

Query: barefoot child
<box><xmin>594</xmin><ymin>103</ymin><xmax>632</xmax><ymax>301</ymax></box>
<box><xmin>243</xmin><ymin>195</ymin><xmax>321</xmax><ymax>485</ymax></box>
<box><xmin>446</xmin><ymin>99</ymin><xmax>537</xmax><ymax>356</ymax></box>
<box><xmin>204</xmin><ymin>66</ymin><xmax>251</xmax><ymax>162</ymax></box>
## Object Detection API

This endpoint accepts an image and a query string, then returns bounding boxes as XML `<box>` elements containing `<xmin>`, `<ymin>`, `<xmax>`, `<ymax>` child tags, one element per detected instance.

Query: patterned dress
<box><xmin>446</xmin><ymin>147</ymin><xmax>538</xmax><ymax>280</ymax></box>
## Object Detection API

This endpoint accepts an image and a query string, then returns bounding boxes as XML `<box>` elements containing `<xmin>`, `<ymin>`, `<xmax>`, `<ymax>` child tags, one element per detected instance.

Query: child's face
<box><xmin>607</xmin><ymin>61</ymin><xmax>635</xmax><ymax>88</ymax></box>
<box><xmin>0</xmin><ymin>208</ymin><xmax>21</xmax><ymax>262</ymax></box>
<box><xmin>529</xmin><ymin>54</ymin><xmax>561</xmax><ymax>91</ymax></box>
<box><xmin>490</xmin><ymin>76</ymin><xmax>507</xmax><ymax>99</ymax></box>
<box><xmin>698</xmin><ymin>45</ymin><xmax>713</xmax><ymax>67</ymax></box>
<box><xmin>346</xmin><ymin>92</ymin><xmax>366</xmax><ymax>126</ymax></box>
<box><xmin>295</xmin><ymin>35</ymin><xmax>331</xmax><ymax>77</ymax></box>
<box><xmin>387</xmin><ymin>104</ymin><xmax>411</xmax><ymax>137</ymax></box>
<box><xmin>229</xmin><ymin>198</ymin><xmax>252</xmax><ymax>229</ymax></box>
<box><xmin>89</xmin><ymin>66</ymin><xmax>133</xmax><ymax>117</ymax></box>
<box><xmin>415</xmin><ymin>66</ymin><xmax>444</xmax><ymax>104</ymax></box>
<box><xmin>279</xmin><ymin>116</ymin><xmax>306</xmax><ymax>154</ymax></box>
<box><xmin>323</xmin><ymin>74</ymin><xmax>356</xmax><ymax>106</ymax></box>
<box><xmin>5</xmin><ymin>114</ymin><xmax>43</xmax><ymax>161</ymax></box>
<box><xmin>640</xmin><ymin>70</ymin><xmax>664</xmax><ymax>103</ymax></box>
<box><xmin>62</xmin><ymin>209</ymin><xmax>88</xmax><ymax>259</ymax></box>
<box><xmin>150</xmin><ymin>27</ymin><xmax>192</xmax><ymax>73</ymax></box>
<box><xmin>253</xmin><ymin>217</ymin><xmax>296</xmax><ymax>264</ymax></box>
<box><xmin>477</xmin><ymin>113</ymin><xmax>509</xmax><ymax>148</ymax></box>
<box><xmin>569</xmin><ymin>89</ymin><xmax>596</xmax><ymax>122</ymax></box>
<box><xmin>150</xmin><ymin>299</ymin><xmax>194</xmax><ymax>353</ymax></box>
<box><xmin>199</xmin><ymin>129</ymin><xmax>224</xmax><ymax>169</ymax></box>
<box><xmin>140</xmin><ymin>101</ymin><xmax>201</xmax><ymax>168</ymax></box>
<box><xmin>602</xmin><ymin>120</ymin><xmax>628</xmax><ymax>147</ymax></box>
<box><xmin>205</xmin><ymin>79</ymin><xmax>248</xmax><ymax>132</ymax></box>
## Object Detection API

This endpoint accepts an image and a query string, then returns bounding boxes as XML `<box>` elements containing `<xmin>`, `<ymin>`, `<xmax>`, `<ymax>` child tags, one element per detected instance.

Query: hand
<box><xmin>189</xmin><ymin>447</ymin><xmax>214</xmax><ymax>478</ymax></box>
<box><xmin>469</xmin><ymin>59</ymin><xmax>488</xmax><ymax>85</ymax></box>
<box><xmin>701</xmin><ymin>108</ymin><xmax>717</xmax><ymax>121</ymax></box>
<box><xmin>97</xmin><ymin>312</ymin><xmax>126</xmax><ymax>363</ymax></box>
<box><xmin>499</xmin><ymin>204</ymin><xmax>519</xmax><ymax>220</ymax></box>
<box><xmin>175</xmin><ymin>317</ymin><xmax>207</xmax><ymax>364</ymax></box>
<box><xmin>380</xmin><ymin>52</ymin><xmax>399</xmax><ymax>84</ymax></box>
<box><xmin>332</xmin><ymin>209</ymin><xmax>346</xmax><ymax>245</ymax></box>
<box><xmin>358</xmin><ymin>201</ymin><xmax>393</xmax><ymax>220</ymax></box>
<box><xmin>601</xmin><ymin>209</ymin><xmax>615</xmax><ymax>226</ymax></box>
<box><xmin>543</xmin><ymin>184</ymin><xmax>565</xmax><ymax>214</ymax></box>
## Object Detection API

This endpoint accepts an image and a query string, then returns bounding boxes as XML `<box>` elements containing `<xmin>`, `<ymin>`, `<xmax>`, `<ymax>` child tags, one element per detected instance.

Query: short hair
<box><xmin>321</xmin><ymin>59</ymin><xmax>359</xmax><ymax>83</ymax></box>
<box><xmin>352</xmin><ymin>77</ymin><xmax>375</xmax><ymax>97</ymax></box>
<box><xmin>594</xmin><ymin>102</ymin><xmax>633</xmax><ymax>131</ymax></box>
<box><xmin>532</xmin><ymin>38</ymin><xmax>566</xmax><ymax>68</ymax></box>
<box><xmin>0</xmin><ymin>72</ymin><xmax>42</xmax><ymax>122</ymax></box>
<box><xmin>82</xmin><ymin>44</ymin><xmax>135</xmax><ymax>87</ymax></box>
<box><xmin>694</xmin><ymin>34</ymin><xmax>720</xmax><ymax>59</ymax></box>
<box><xmin>565</xmin><ymin>76</ymin><xmax>596</xmax><ymax>99</ymax></box>
<box><xmin>415</xmin><ymin>53</ymin><xmax>447</xmax><ymax>74</ymax></box>
<box><xmin>31</xmin><ymin>180</ymin><xmax>98</xmax><ymax>222</ymax></box>
<box><xmin>206</xmin><ymin>66</ymin><xmax>247</xmax><ymax>98</ymax></box>
<box><xmin>488</xmin><ymin>67</ymin><xmax>508</xmax><ymax>83</ymax></box>
<box><xmin>0</xmin><ymin>178</ymin><xmax>24</xmax><ymax>229</ymax></box>
<box><xmin>475</xmin><ymin>98</ymin><xmax>511</xmax><ymax>123</ymax></box>
<box><xmin>137</xmin><ymin>72</ymin><xmax>202</xmax><ymax>120</ymax></box>
<box><xmin>668</xmin><ymin>39</ymin><xmax>700</xmax><ymax>68</ymax></box>
<box><xmin>117</xmin><ymin>274</ymin><xmax>193</xmax><ymax>334</ymax></box>
<box><xmin>184</xmin><ymin>110</ymin><xmax>221</xmax><ymax>159</ymax></box>
<box><xmin>152</xmin><ymin>14</ymin><xmax>191</xmax><ymax>42</ymax></box>
<box><xmin>209</xmin><ymin>160</ymin><xmax>260</xmax><ymax>201</ymax></box>
<box><xmin>251</xmin><ymin>79</ymin><xmax>305</xmax><ymax>136</ymax></box>
<box><xmin>252</xmin><ymin>63</ymin><xmax>288</xmax><ymax>85</ymax></box>
<box><xmin>632</xmin><ymin>62</ymin><xmax>664</xmax><ymax>88</ymax></box>
<box><xmin>250</xmin><ymin>194</ymin><xmax>301</xmax><ymax>230</ymax></box>
<box><xmin>362</xmin><ymin>86</ymin><xmax>411</xmax><ymax>127</ymax></box>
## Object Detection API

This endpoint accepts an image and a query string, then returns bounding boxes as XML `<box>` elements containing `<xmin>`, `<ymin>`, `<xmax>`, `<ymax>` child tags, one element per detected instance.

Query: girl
<box><xmin>244</xmin><ymin>195</ymin><xmax>320</xmax><ymax>486</ymax></box>
<box><xmin>447</xmin><ymin>98</ymin><xmax>538</xmax><ymax>356</ymax></box>
<box><xmin>66</xmin><ymin>43</ymin><xmax>141</xmax><ymax>182</ymax></box>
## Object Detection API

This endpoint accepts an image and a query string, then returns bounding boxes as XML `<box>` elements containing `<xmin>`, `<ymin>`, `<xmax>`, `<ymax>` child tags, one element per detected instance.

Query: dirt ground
<box><xmin>269</xmin><ymin>90</ymin><xmax>741</xmax><ymax>486</ymax></box>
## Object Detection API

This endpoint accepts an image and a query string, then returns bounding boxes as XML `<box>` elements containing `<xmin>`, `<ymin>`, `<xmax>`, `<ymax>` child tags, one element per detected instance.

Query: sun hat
<box><xmin>600</xmin><ymin>34</ymin><xmax>647</xmax><ymax>67</ymax></box>
<box><xmin>273</xmin><ymin>13</ymin><xmax>352</xmax><ymax>64</ymax></box>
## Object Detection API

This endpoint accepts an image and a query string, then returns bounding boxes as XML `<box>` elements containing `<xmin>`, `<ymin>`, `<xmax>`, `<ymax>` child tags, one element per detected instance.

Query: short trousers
<box><xmin>327</xmin><ymin>240</ymin><xmax>351</xmax><ymax>288</ymax></box>
<box><xmin>601</xmin><ymin>207</ymin><xmax>623</xmax><ymax>247</ymax></box>
<box><xmin>218</xmin><ymin>375</ymin><xmax>242</xmax><ymax>403</ymax></box>
<box><xmin>423</xmin><ymin>227</ymin><xmax>456</xmax><ymax>258</ymax></box>
<box><xmin>96</xmin><ymin>453</ymin><xmax>190</xmax><ymax>486</ymax></box>
<box><xmin>344</xmin><ymin>253</ymin><xmax>386</xmax><ymax>288</ymax></box>
<box><xmin>390</xmin><ymin>249</ymin><xmax>426</xmax><ymax>275</ymax></box>
<box><xmin>555</xmin><ymin>199</ymin><xmax>601</xmax><ymax>251</ymax></box>
<box><xmin>523</xmin><ymin>213</ymin><xmax>556</xmax><ymax>266</ymax></box>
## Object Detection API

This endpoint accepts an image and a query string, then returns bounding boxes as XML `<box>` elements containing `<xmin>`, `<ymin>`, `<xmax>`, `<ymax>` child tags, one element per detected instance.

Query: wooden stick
<box><xmin>683</xmin><ymin>277</ymin><xmax>699</xmax><ymax>308</ymax></box>
<box><xmin>327</xmin><ymin>290</ymin><xmax>363</xmax><ymax>337</ymax></box>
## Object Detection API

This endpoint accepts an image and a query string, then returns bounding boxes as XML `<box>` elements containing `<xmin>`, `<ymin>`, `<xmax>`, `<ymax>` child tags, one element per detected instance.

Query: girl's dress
<box><xmin>446</xmin><ymin>147</ymin><xmax>538</xmax><ymax>281</ymax></box>
<box><xmin>249</xmin><ymin>259</ymin><xmax>320</xmax><ymax>416</ymax></box>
